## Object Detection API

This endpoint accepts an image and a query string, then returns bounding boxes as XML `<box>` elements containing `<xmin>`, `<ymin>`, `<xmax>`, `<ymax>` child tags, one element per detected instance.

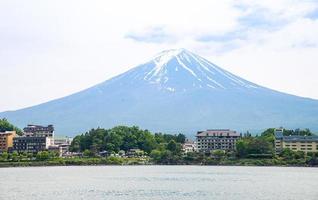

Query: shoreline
<box><xmin>1</xmin><ymin>161</ymin><xmax>316</xmax><ymax>168</ymax></box>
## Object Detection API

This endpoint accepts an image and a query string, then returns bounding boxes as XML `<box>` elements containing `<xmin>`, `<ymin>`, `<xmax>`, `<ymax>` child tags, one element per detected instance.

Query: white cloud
<box><xmin>0</xmin><ymin>0</ymin><xmax>317</xmax><ymax>111</ymax></box>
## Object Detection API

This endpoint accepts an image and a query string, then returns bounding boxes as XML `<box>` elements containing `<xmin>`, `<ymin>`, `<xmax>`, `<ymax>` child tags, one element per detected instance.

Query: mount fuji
<box><xmin>1</xmin><ymin>49</ymin><xmax>318</xmax><ymax>136</ymax></box>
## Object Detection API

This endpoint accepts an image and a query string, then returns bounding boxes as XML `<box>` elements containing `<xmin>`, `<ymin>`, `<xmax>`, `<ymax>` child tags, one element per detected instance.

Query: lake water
<box><xmin>0</xmin><ymin>166</ymin><xmax>317</xmax><ymax>200</ymax></box>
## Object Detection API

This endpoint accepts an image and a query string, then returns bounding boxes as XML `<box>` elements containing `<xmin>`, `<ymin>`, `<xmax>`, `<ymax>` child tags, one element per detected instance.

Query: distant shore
<box><xmin>1</xmin><ymin>157</ymin><xmax>316</xmax><ymax>168</ymax></box>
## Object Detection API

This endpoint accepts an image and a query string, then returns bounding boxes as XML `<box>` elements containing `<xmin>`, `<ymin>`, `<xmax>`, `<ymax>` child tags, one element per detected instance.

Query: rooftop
<box><xmin>197</xmin><ymin>129</ymin><xmax>240</xmax><ymax>137</ymax></box>
<box><xmin>275</xmin><ymin>133</ymin><xmax>318</xmax><ymax>142</ymax></box>
<box><xmin>23</xmin><ymin>124</ymin><xmax>54</xmax><ymax>132</ymax></box>
<box><xmin>0</xmin><ymin>131</ymin><xmax>16</xmax><ymax>135</ymax></box>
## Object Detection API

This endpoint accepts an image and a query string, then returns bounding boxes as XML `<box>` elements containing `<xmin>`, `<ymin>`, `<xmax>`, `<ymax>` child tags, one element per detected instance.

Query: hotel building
<box><xmin>23</xmin><ymin>124</ymin><xmax>54</xmax><ymax>137</ymax></box>
<box><xmin>23</xmin><ymin>124</ymin><xmax>54</xmax><ymax>145</ymax></box>
<box><xmin>196</xmin><ymin>129</ymin><xmax>241</xmax><ymax>153</ymax></box>
<box><xmin>275</xmin><ymin>129</ymin><xmax>318</xmax><ymax>153</ymax></box>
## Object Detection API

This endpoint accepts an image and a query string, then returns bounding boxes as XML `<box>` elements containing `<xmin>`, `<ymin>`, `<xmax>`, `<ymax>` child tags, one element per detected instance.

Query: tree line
<box><xmin>70</xmin><ymin>126</ymin><xmax>186</xmax><ymax>156</ymax></box>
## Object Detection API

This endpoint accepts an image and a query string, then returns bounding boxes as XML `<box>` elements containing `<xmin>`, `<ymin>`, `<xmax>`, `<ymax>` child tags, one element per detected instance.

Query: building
<box><xmin>0</xmin><ymin>131</ymin><xmax>16</xmax><ymax>152</ymax></box>
<box><xmin>275</xmin><ymin>129</ymin><xmax>318</xmax><ymax>153</ymax></box>
<box><xmin>23</xmin><ymin>124</ymin><xmax>54</xmax><ymax>138</ymax></box>
<box><xmin>182</xmin><ymin>139</ymin><xmax>196</xmax><ymax>153</ymax></box>
<box><xmin>126</xmin><ymin>149</ymin><xmax>144</xmax><ymax>157</ymax></box>
<box><xmin>23</xmin><ymin>124</ymin><xmax>54</xmax><ymax>145</ymax></box>
<box><xmin>54</xmin><ymin>136</ymin><xmax>72</xmax><ymax>146</ymax></box>
<box><xmin>196</xmin><ymin>129</ymin><xmax>240</xmax><ymax>153</ymax></box>
<box><xmin>54</xmin><ymin>136</ymin><xmax>73</xmax><ymax>155</ymax></box>
<box><xmin>13</xmin><ymin>136</ymin><xmax>51</xmax><ymax>153</ymax></box>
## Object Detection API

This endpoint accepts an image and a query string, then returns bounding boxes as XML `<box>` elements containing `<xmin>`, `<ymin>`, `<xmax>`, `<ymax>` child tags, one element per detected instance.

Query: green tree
<box><xmin>236</xmin><ymin>136</ymin><xmax>273</xmax><ymax>158</ymax></box>
<box><xmin>139</xmin><ymin>132</ymin><xmax>157</xmax><ymax>153</ymax></box>
<box><xmin>236</xmin><ymin>139</ymin><xmax>249</xmax><ymax>157</ymax></box>
<box><xmin>69</xmin><ymin>136</ymin><xmax>81</xmax><ymax>152</ymax></box>
<box><xmin>11</xmin><ymin>151</ymin><xmax>19</xmax><ymax>162</ymax></box>
<box><xmin>27</xmin><ymin>153</ymin><xmax>34</xmax><ymax>160</ymax></box>
<box><xmin>297</xmin><ymin>128</ymin><xmax>313</xmax><ymax>136</ymax></box>
<box><xmin>150</xmin><ymin>150</ymin><xmax>162</xmax><ymax>162</ymax></box>
<box><xmin>212</xmin><ymin>150</ymin><xmax>225</xmax><ymax>160</ymax></box>
<box><xmin>280</xmin><ymin>149</ymin><xmax>305</xmax><ymax>160</ymax></box>
<box><xmin>175</xmin><ymin>133</ymin><xmax>186</xmax><ymax>143</ymax></box>
<box><xmin>69</xmin><ymin>126</ymin><xmax>185</xmax><ymax>161</ymax></box>
<box><xmin>160</xmin><ymin>150</ymin><xmax>174</xmax><ymax>164</ymax></box>
<box><xmin>261</xmin><ymin>128</ymin><xmax>275</xmax><ymax>137</ymax></box>
<box><xmin>36</xmin><ymin>151</ymin><xmax>50</xmax><ymax>161</ymax></box>
<box><xmin>0</xmin><ymin>118</ymin><xmax>22</xmax><ymax>135</ymax></box>
<box><xmin>1</xmin><ymin>151</ymin><xmax>9</xmax><ymax>161</ymax></box>
<box><xmin>83</xmin><ymin>149</ymin><xmax>94</xmax><ymax>157</ymax></box>
<box><xmin>49</xmin><ymin>151</ymin><xmax>59</xmax><ymax>159</ymax></box>
<box><xmin>167</xmin><ymin>140</ymin><xmax>177</xmax><ymax>152</ymax></box>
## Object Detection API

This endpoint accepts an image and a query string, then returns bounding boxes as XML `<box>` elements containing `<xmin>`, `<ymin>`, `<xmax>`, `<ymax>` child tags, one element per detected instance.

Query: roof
<box><xmin>23</xmin><ymin>124</ymin><xmax>54</xmax><ymax>132</ymax></box>
<box><xmin>0</xmin><ymin>131</ymin><xmax>16</xmax><ymax>135</ymax></box>
<box><xmin>206</xmin><ymin>129</ymin><xmax>231</xmax><ymax>131</ymax></box>
<box><xmin>275</xmin><ymin>134</ymin><xmax>318</xmax><ymax>142</ymax></box>
<box><xmin>196</xmin><ymin>129</ymin><xmax>240</xmax><ymax>137</ymax></box>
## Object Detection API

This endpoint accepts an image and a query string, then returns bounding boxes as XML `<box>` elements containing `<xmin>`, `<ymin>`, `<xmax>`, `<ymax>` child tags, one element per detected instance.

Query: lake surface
<box><xmin>0</xmin><ymin>166</ymin><xmax>317</xmax><ymax>200</ymax></box>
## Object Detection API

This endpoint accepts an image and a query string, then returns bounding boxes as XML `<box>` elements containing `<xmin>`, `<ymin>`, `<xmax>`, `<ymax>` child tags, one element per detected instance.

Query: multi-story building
<box><xmin>23</xmin><ymin>124</ymin><xmax>54</xmax><ymax>137</ymax></box>
<box><xmin>196</xmin><ymin>129</ymin><xmax>241</xmax><ymax>153</ymax></box>
<box><xmin>0</xmin><ymin>131</ymin><xmax>16</xmax><ymax>152</ymax></box>
<box><xmin>275</xmin><ymin>129</ymin><xmax>318</xmax><ymax>153</ymax></box>
<box><xmin>13</xmin><ymin>136</ymin><xmax>51</xmax><ymax>153</ymax></box>
<box><xmin>23</xmin><ymin>124</ymin><xmax>54</xmax><ymax>145</ymax></box>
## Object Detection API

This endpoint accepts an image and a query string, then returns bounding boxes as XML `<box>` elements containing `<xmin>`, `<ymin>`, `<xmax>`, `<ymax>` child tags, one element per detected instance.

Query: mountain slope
<box><xmin>1</xmin><ymin>49</ymin><xmax>318</xmax><ymax>135</ymax></box>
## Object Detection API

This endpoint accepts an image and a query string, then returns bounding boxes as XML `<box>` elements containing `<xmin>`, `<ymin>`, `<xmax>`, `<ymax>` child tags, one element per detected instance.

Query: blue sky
<box><xmin>0</xmin><ymin>0</ymin><xmax>318</xmax><ymax>111</ymax></box>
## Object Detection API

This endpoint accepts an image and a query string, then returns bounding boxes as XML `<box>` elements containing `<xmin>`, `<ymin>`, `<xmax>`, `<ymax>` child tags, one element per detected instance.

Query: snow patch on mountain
<box><xmin>136</xmin><ymin>48</ymin><xmax>260</xmax><ymax>92</ymax></box>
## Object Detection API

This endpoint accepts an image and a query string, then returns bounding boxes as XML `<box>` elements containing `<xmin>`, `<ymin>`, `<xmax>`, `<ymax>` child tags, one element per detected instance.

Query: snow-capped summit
<box><xmin>2</xmin><ymin>49</ymin><xmax>318</xmax><ymax>136</ymax></box>
<box><xmin>117</xmin><ymin>48</ymin><xmax>259</xmax><ymax>92</ymax></box>
<box><xmin>152</xmin><ymin>48</ymin><xmax>186</xmax><ymax>64</ymax></box>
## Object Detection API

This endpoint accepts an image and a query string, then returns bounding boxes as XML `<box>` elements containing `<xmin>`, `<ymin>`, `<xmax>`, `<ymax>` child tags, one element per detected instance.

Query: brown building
<box><xmin>0</xmin><ymin>131</ymin><xmax>16</xmax><ymax>152</ymax></box>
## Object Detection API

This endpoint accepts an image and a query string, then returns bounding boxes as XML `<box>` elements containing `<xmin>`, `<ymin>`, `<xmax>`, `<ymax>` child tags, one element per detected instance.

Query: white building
<box><xmin>196</xmin><ymin>129</ymin><xmax>241</xmax><ymax>153</ymax></box>
<box><xmin>182</xmin><ymin>139</ymin><xmax>196</xmax><ymax>153</ymax></box>
<box><xmin>54</xmin><ymin>136</ymin><xmax>73</xmax><ymax>155</ymax></box>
